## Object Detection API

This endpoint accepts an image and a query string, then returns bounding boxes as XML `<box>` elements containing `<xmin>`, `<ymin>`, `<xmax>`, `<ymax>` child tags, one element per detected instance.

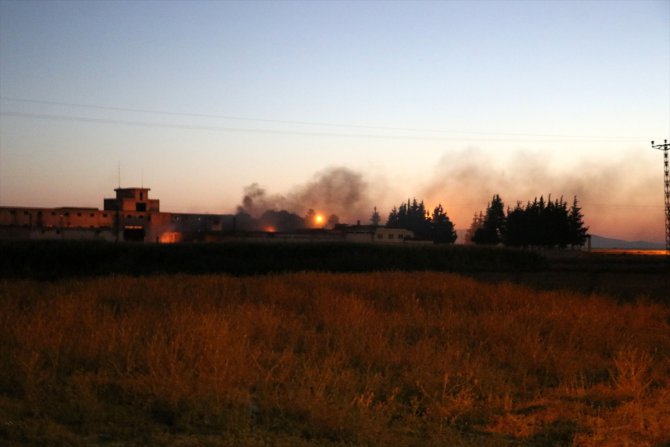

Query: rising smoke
<box><xmin>235</xmin><ymin>150</ymin><xmax>664</xmax><ymax>242</ymax></box>
<box><xmin>237</xmin><ymin>166</ymin><xmax>378</xmax><ymax>224</ymax></box>
<box><xmin>422</xmin><ymin>147</ymin><xmax>664</xmax><ymax>242</ymax></box>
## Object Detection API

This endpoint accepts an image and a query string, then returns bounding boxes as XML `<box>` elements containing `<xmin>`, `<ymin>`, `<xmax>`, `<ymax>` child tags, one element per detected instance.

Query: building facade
<box><xmin>0</xmin><ymin>187</ymin><xmax>414</xmax><ymax>243</ymax></box>
<box><xmin>0</xmin><ymin>187</ymin><xmax>225</xmax><ymax>242</ymax></box>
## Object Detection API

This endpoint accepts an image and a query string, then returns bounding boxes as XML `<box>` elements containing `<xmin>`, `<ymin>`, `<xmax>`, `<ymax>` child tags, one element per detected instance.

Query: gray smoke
<box><xmin>422</xmin><ymin>147</ymin><xmax>664</xmax><ymax>242</ymax></box>
<box><xmin>238</xmin><ymin>166</ymin><xmax>376</xmax><ymax>223</ymax></box>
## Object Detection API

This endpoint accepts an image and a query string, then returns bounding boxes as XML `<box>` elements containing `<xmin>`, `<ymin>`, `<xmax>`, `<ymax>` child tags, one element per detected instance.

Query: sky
<box><xmin>1</xmin><ymin>0</ymin><xmax>669</xmax><ymax>242</ymax></box>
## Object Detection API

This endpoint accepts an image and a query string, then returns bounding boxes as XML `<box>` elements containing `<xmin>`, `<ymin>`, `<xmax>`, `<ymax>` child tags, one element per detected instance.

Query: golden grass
<box><xmin>0</xmin><ymin>272</ymin><xmax>669</xmax><ymax>446</ymax></box>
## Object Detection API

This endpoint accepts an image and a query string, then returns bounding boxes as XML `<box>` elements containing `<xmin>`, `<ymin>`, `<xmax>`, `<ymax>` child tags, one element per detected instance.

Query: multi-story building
<box><xmin>0</xmin><ymin>187</ymin><xmax>226</xmax><ymax>242</ymax></box>
<box><xmin>0</xmin><ymin>187</ymin><xmax>414</xmax><ymax>243</ymax></box>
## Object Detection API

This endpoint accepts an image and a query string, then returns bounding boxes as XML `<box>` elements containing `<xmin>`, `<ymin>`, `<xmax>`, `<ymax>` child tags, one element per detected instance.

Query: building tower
<box><xmin>651</xmin><ymin>140</ymin><xmax>670</xmax><ymax>252</ymax></box>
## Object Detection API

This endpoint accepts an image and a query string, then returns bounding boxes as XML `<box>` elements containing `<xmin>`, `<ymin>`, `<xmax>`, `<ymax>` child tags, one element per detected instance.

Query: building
<box><xmin>0</xmin><ymin>187</ymin><xmax>225</xmax><ymax>242</ymax></box>
<box><xmin>0</xmin><ymin>187</ymin><xmax>414</xmax><ymax>243</ymax></box>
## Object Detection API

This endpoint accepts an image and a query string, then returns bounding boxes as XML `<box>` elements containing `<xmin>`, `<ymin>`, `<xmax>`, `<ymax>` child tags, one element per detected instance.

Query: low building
<box><xmin>0</xmin><ymin>187</ymin><xmax>224</xmax><ymax>243</ymax></box>
<box><xmin>0</xmin><ymin>188</ymin><xmax>416</xmax><ymax>244</ymax></box>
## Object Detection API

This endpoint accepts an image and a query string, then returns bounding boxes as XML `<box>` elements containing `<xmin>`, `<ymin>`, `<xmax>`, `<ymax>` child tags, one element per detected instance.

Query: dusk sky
<box><xmin>1</xmin><ymin>0</ymin><xmax>669</xmax><ymax>241</ymax></box>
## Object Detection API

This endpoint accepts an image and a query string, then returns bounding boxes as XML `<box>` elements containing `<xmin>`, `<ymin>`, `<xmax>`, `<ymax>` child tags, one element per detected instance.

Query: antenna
<box><xmin>651</xmin><ymin>139</ymin><xmax>670</xmax><ymax>252</ymax></box>
<box><xmin>117</xmin><ymin>162</ymin><xmax>121</xmax><ymax>189</ymax></box>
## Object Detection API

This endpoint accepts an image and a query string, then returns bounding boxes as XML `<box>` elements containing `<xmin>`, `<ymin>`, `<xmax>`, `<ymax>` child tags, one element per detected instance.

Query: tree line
<box><xmin>378</xmin><ymin>194</ymin><xmax>588</xmax><ymax>248</ymax></box>
<box><xmin>466</xmin><ymin>194</ymin><xmax>588</xmax><ymax>248</ymax></box>
<box><xmin>385</xmin><ymin>199</ymin><xmax>457</xmax><ymax>244</ymax></box>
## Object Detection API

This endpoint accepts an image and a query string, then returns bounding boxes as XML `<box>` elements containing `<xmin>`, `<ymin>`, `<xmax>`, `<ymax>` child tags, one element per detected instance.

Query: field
<box><xmin>1</xmin><ymin>251</ymin><xmax>669</xmax><ymax>446</ymax></box>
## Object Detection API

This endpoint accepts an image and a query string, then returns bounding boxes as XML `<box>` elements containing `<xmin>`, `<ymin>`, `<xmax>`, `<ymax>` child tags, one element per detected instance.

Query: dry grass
<box><xmin>0</xmin><ymin>272</ymin><xmax>669</xmax><ymax>446</ymax></box>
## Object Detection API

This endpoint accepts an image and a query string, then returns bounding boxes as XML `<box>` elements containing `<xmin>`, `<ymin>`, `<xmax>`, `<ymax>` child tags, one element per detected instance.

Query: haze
<box><xmin>1</xmin><ymin>0</ymin><xmax>668</xmax><ymax>242</ymax></box>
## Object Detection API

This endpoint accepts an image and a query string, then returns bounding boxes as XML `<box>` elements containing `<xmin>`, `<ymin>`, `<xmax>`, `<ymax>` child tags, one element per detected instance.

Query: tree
<box><xmin>386</xmin><ymin>198</ymin><xmax>456</xmax><ymax>243</ymax></box>
<box><xmin>504</xmin><ymin>202</ymin><xmax>528</xmax><ymax>247</ymax></box>
<box><xmin>370</xmin><ymin>206</ymin><xmax>381</xmax><ymax>226</ymax></box>
<box><xmin>326</xmin><ymin>214</ymin><xmax>340</xmax><ymax>228</ymax></box>
<box><xmin>472</xmin><ymin>194</ymin><xmax>505</xmax><ymax>245</ymax></box>
<box><xmin>464</xmin><ymin>212</ymin><xmax>484</xmax><ymax>244</ymax></box>
<box><xmin>431</xmin><ymin>204</ymin><xmax>457</xmax><ymax>244</ymax></box>
<box><xmin>568</xmin><ymin>196</ymin><xmax>588</xmax><ymax>247</ymax></box>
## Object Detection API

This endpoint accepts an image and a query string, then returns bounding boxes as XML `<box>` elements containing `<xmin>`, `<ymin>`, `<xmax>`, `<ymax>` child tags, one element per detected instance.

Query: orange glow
<box><xmin>159</xmin><ymin>232</ymin><xmax>182</xmax><ymax>243</ymax></box>
<box><xmin>264</xmin><ymin>226</ymin><xmax>276</xmax><ymax>233</ymax></box>
<box><xmin>314</xmin><ymin>214</ymin><xmax>324</xmax><ymax>225</ymax></box>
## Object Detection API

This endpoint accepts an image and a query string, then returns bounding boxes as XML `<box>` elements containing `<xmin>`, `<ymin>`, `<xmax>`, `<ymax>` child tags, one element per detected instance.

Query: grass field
<box><xmin>1</xmin><ymin>271</ymin><xmax>669</xmax><ymax>446</ymax></box>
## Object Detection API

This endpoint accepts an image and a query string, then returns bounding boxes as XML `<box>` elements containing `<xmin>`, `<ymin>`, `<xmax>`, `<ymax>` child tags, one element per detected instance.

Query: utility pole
<box><xmin>651</xmin><ymin>139</ymin><xmax>670</xmax><ymax>252</ymax></box>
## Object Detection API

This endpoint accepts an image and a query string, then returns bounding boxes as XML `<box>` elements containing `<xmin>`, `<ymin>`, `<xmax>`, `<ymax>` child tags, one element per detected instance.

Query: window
<box><xmin>377</xmin><ymin>233</ymin><xmax>383</xmax><ymax>239</ymax></box>
<box><xmin>389</xmin><ymin>234</ymin><xmax>394</xmax><ymax>240</ymax></box>
<box><xmin>77</xmin><ymin>213</ymin><xmax>82</xmax><ymax>217</ymax></box>
<box><xmin>103</xmin><ymin>213</ymin><xmax>108</xmax><ymax>218</ymax></box>
<box><xmin>90</xmin><ymin>213</ymin><xmax>95</xmax><ymax>217</ymax></box>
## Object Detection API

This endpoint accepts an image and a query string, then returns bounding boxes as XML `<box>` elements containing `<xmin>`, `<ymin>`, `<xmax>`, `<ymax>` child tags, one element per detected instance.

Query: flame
<box><xmin>264</xmin><ymin>225</ymin><xmax>276</xmax><ymax>233</ymax></box>
<box><xmin>159</xmin><ymin>232</ymin><xmax>182</xmax><ymax>243</ymax></box>
<box><xmin>314</xmin><ymin>214</ymin><xmax>324</xmax><ymax>225</ymax></box>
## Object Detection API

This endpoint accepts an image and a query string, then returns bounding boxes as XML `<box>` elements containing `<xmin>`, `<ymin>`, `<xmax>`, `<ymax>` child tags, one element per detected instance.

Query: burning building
<box><xmin>0</xmin><ymin>187</ymin><xmax>225</xmax><ymax>242</ymax></box>
<box><xmin>0</xmin><ymin>187</ymin><xmax>413</xmax><ymax>244</ymax></box>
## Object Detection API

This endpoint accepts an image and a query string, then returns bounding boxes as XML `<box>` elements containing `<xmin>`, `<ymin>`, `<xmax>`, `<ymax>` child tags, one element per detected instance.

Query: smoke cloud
<box><xmin>422</xmin><ymin>148</ymin><xmax>664</xmax><ymax>242</ymax></box>
<box><xmin>238</xmin><ymin>166</ymin><xmax>377</xmax><ymax>224</ymax></box>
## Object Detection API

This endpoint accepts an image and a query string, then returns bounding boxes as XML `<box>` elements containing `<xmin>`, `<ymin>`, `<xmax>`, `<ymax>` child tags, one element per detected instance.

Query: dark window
<box><xmin>103</xmin><ymin>213</ymin><xmax>108</xmax><ymax>218</ymax></box>
<box><xmin>77</xmin><ymin>213</ymin><xmax>82</xmax><ymax>217</ymax></box>
<box><xmin>90</xmin><ymin>213</ymin><xmax>95</xmax><ymax>217</ymax></box>
<box><xmin>24</xmin><ymin>211</ymin><xmax>29</xmax><ymax>215</ymax></box>
<box><xmin>377</xmin><ymin>233</ymin><xmax>383</xmax><ymax>239</ymax></box>
<box><xmin>10</xmin><ymin>210</ymin><xmax>15</xmax><ymax>215</ymax></box>
<box><xmin>389</xmin><ymin>234</ymin><xmax>394</xmax><ymax>240</ymax></box>
<box><xmin>136</xmin><ymin>203</ymin><xmax>146</xmax><ymax>212</ymax></box>
<box><xmin>37</xmin><ymin>211</ymin><xmax>43</xmax><ymax>216</ymax></box>
<box><xmin>123</xmin><ymin>227</ymin><xmax>145</xmax><ymax>242</ymax></box>
<box><xmin>51</xmin><ymin>212</ymin><xmax>56</xmax><ymax>216</ymax></box>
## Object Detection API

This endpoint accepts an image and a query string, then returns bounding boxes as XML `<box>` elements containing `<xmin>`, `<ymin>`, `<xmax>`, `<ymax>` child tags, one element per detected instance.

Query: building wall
<box><xmin>1</xmin><ymin>188</ymin><xmax>418</xmax><ymax>244</ymax></box>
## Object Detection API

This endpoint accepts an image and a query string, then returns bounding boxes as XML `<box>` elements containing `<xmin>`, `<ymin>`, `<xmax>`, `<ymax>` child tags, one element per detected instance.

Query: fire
<box><xmin>264</xmin><ymin>225</ymin><xmax>276</xmax><ymax>233</ymax></box>
<box><xmin>159</xmin><ymin>232</ymin><xmax>182</xmax><ymax>243</ymax></box>
<box><xmin>314</xmin><ymin>214</ymin><xmax>324</xmax><ymax>225</ymax></box>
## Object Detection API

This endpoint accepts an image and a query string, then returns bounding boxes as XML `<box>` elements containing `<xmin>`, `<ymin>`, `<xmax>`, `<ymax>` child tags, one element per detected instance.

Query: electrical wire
<box><xmin>0</xmin><ymin>95</ymin><xmax>646</xmax><ymax>142</ymax></box>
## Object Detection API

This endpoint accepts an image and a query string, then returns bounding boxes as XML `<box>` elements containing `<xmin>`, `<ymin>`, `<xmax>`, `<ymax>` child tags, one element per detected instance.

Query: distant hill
<box><xmin>454</xmin><ymin>229</ymin><xmax>664</xmax><ymax>249</ymax></box>
<box><xmin>589</xmin><ymin>235</ymin><xmax>665</xmax><ymax>250</ymax></box>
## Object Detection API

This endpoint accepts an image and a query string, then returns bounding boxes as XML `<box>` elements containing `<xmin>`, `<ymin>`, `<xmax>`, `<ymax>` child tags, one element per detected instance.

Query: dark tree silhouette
<box><xmin>568</xmin><ymin>196</ymin><xmax>589</xmax><ymax>247</ymax></box>
<box><xmin>431</xmin><ymin>204</ymin><xmax>457</xmax><ymax>244</ymax></box>
<box><xmin>386</xmin><ymin>198</ymin><xmax>456</xmax><ymax>243</ymax></box>
<box><xmin>259</xmin><ymin>210</ymin><xmax>304</xmax><ymax>232</ymax></box>
<box><xmin>370</xmin><ymin>206</ymin><xmax>381</xmax><ymax>226</ymax></box>
<box><xmin>501</xmin><ymin>195</ymin><xmax>588</xmax><ymax>248</ymax></box>
<box><xmin>472</xmin><ymin>194</ymin><xmax>505</xmax><ymax>245</ymax></box>
<box><xmin>465</xmin><ymin>212</ymin><xmax>484</xmax><ymax>244</ymax></box>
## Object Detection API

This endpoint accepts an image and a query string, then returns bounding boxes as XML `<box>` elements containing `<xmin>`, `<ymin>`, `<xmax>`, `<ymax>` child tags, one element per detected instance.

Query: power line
<box><xmin>0</xmin><ymin>95</ymin><xmax>646</xmax><ymax>142</ymax></box>
<box><xmin>0</xmin><ymin>109</ymin><xmax>648</xmax><ymax>144</ymax></box>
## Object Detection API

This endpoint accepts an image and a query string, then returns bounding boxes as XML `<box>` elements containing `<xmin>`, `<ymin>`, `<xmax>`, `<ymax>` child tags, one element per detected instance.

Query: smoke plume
<box><xmin>422</xmin><ymin>148</ymin><xmax>664</xmax><ymax>242</ymax></box>
<box><xmin>238</xmin><ymin>166</ymin><xmax>376</xmax><ymax>224</ymax></box>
